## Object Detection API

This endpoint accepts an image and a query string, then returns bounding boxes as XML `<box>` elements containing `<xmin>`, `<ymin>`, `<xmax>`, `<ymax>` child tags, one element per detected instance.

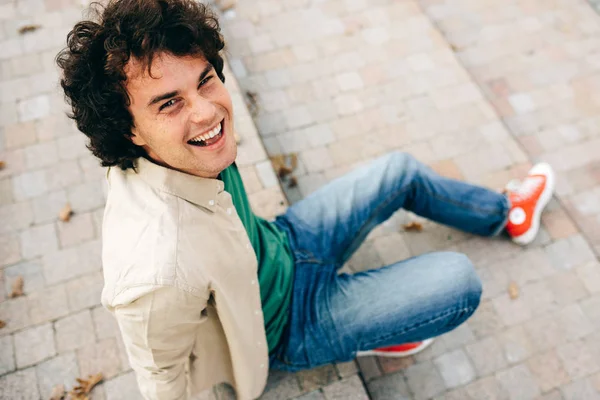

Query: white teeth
<box><xmin>189</xmin><ymin>122</ymin><xmax>222</xmax><ymax>143</ymax></box>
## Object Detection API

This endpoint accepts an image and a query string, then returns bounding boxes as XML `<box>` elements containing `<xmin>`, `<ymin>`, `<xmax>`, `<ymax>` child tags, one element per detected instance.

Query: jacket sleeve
<box><xmin>114</xmin><ymin>286</ymin><xmax>208</xmax><ymax>400</ymax></box>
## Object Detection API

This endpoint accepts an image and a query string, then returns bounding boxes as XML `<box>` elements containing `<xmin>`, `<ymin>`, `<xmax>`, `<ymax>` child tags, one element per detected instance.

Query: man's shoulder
<box><xmin>101</xmin><ymin>167</ymin><xmax>200</xmax><ymax>305</ymax></box>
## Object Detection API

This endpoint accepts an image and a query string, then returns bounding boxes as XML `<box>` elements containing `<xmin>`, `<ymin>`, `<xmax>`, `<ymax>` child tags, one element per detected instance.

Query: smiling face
<box><xmin>126</xmin><ymin>53</ymin><xmax>236</xmax><ymax>178</ymax></box>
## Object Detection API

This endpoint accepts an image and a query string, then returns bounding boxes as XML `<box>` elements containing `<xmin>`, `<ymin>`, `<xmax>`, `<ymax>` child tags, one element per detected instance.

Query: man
<box><xmin>57</xmin><ymin>1</ymin><xmax>554</xmax><ymax>399</ymax></box>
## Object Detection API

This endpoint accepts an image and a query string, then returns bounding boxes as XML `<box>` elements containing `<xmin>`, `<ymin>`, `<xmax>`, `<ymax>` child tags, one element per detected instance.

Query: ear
<box><xmin>130</xmin><ymin>127</ymin><xmax>147</xmax><ymax>146</ymax></box>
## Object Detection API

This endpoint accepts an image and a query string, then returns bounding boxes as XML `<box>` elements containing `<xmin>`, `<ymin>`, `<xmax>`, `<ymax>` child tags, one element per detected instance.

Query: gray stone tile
<box><xmin>546</xmin><ymin>271</ymin><xmax>589</xmax><ymax>306</ymax></box>
<box><xmin>492</xmin><ymin>293</ymin><xmax>533</xmax><ymax>326</ymax></box>
<box><xmin>0</xmin><ymin>367</ymin><xmax>40</xmax><ymax>400</ymax></box>
<box><xmin>356</xmin><ymin>355</ymin><xmax>382</xmax><ymax>382</ymax></box>
<box><xmin>297</xmin><ymin>365</ymin><xmax>338</xmax><ymax>393</ymax></box>
<box><xmin>468</xmin><ymin>300</ymin><xmax>504</xmax><ymax>339</ymax></box>
<box><xmin>439</xmin><ymin>323</ymin><xmax>476</xmax><ymax>350</ymax></box>
<box><xmin>335</xmin><ymin>361</ymin><xmax>358</xmax><ymax>379</ymax></box>
<box><xmin>31</xmin><ymin>189</ymin><xmax>68</xmax><ymax>224</ymax></box>
<box><xmin>35</xmin><ymin>352</ymin><xmax>79</xmax><ymax>400</ymax></box>
<box><xmin>19</xmin><ymin>222</ymin><xmax>58</xmax><ymax>260</ymax></box>
<box><xmin>544</xmin><ymin>235</ymin><xmax>596</xmax><ymax>271</ymax></box>
<box><xmin>556</xmin><ymin>304</ymin><xmax>594</xmax><ymax>340</ymax></box>
<box><xmin>0</xmin><ymin>201</ymin><xmax>34</xmax><ymax>235</ymax></box>
<box><xmin>12</xmin><ymin>170</ymin><xmax>48</xmax><ymax>201</ymax></box>
<box><xmin>322</xmin><ymin>375</ymin><xmax>369</xmax><ymax>400</ymax></box>
<box><xmin>367</xmin><ymin>372</ymin><xmax>411</xmax><ymax>400</ymax></box>
<box><xmin>0</xmin><ymin>334</ymin><xmax>15</xmax><ymax>375</ymax></box>
<box><xmin>92</xmin><ymin>306</ymin><xmax>120</xmax><ymax>340</ymax></box>
<box><xmin>466</xmin><ymin>336</ymin><xmax>508</xmax><ymax>377</ymax></box>
<box><xmin>0</xmin><ymin>233</ymin><xmax>21</xmax><ymax>268</ymax></box>
<box><xmin>496</xmin><ymin>364</ymin><xmax>541</xmax><ymax>400</ymax></box>
<box><xmin>78</xmin><ymin>337</ymin><xmax>124</xmax><ymax>380</ymax></box>
<box><xmin>405</xmin><ymin>361</ymin><xmax>446</xmax><ymax>400</ymax></box>
<box><xmin>557</xmin><ymin>340</ymin><xmax>600</xmax><ymax>380</ymax></box>
<box><xmin>54</xmin><ymin>309</ymin><xmax>96</xmax><ymax>352</ymax></box>
<box><xmin>56</xmin><ymin>211</ymin><xmax>95</xmax><ymax>248</ymax></box>
<box><xmin>66</xmin><ymin>272</ymin><xmax>104</xmax><ymax>312</ymax></box>
<box><xmin>464</xmin><ymin>376</ymin><xmax>509</xmax><ymax>400</ymax></box>
<box><xmin>67</xmin><ymin>180</ymin><xmax>105</xmax><ymax>213</ymax></box>
<box><xmin>527</xmin><ymin>350</ymin><xmax>570</xmax><ymax>393</ymax></box>
<box><xmin>524</xmin><ymin>314</ymin><xmax>568</xmax><ymax>353</ymax></box>
<box><xmin>434</xmin><ymin>348</ymin><xmax>476</xmax><ymax>388</ymax></box>
<box><xmin>0</xmin><ymin>296</ymin><xmax>31</xmax><ymax>334</ymax></box>
<box><xmin>498</xmin><ymin>325</ymin><xmax>534</xmax><ymax>365</ymax></box>
<box><xmin>347</xmin><ymin>241</ymin><xmax>384</xmax><ymax>273</ymax></box>
<box><xmin>294</xmin><ymin>390</ymin><xmax>326</xmax><ymax>400</ymax></box>
<box><xmin>372</xmin><ymin>233</ymin><xmax>411</xmax><ymax>265</ymax></box>
<box><xmin>214</xmin><ymin>382</ymin><xmax>236</xmax><ymax>400</ymax></box>
<box><xmin>581</xmin><ymin>294</ymin><xmax>600</xmax><ymax>329</ymax></box>
<box><xmin>575</xmin><ymin>262</ymin><xmax>600</xmax><ymax>294</ymax></box>
<box><xmin>538</xmin><ymin>389</ymin><xmax>565</xmax><ymax>400</ymax></box>
<box><xmin>104</xmin><ymin>371</ymin><xmax>144</xmax><ymax>400</ymax></box>
<box><xmin>27</xmin><ymin>283</ymin><xmax>70</xmax><ymax>324</ymax></box>
<box><xmin>3</xmin><ymin>260</ymin><xmax>45</xmax><ymax>295</ymax></box>
<box><xmin>259</xmin><ymin>369</ymin><xmax>301</xmax><ymax>400</ymax></box>
<box><xmin>520</xmin><ymin>280</ymin><xmax>558</xmax><ymax>317</ymax></box>
<box><xmin>561</xmin><ymin>378</ymin><xmax>599</xmax><ymax>400</ymax></box>
<box><xmin>13</xmin><ymin>322</ymin><xmax>56</xmax><ymax>368</ymax></box>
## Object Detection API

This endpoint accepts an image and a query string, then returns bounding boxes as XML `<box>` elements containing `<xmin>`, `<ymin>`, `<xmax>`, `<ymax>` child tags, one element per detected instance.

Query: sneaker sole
<box><xmin>511</xmin><ymin>163</ymin><xmax>555</xmax><ymax>246</ymax></box>
<box><xmin>356</xmin><ymin>338</ymin><xmax>435</xmax><ymax>358</ymax></box>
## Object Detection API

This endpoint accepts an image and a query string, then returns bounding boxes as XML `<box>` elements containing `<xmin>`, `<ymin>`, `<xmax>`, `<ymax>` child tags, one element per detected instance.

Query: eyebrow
<box><xmin>147</xmin><ymin>64</ymin><xmax>214</xmax><ymax>107</ymax></box>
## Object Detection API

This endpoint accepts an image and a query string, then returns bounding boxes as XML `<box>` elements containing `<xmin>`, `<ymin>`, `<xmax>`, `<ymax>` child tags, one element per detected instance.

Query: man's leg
<box><xmin>270</xmin><ymin>251</ymin><xmax>481</xmax><ymax>370</ymax></box>
<box><xmin>276</xmin><ymin>151</ymin><xmax>509</xmax><ymax>267</ymax></box>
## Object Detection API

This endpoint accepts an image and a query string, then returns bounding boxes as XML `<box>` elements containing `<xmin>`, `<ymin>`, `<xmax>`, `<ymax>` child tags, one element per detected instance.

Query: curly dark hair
<box><xmin>56</xmin><ymin>0</ymin><xmax>226</xmax><ymax>170</ymax></box>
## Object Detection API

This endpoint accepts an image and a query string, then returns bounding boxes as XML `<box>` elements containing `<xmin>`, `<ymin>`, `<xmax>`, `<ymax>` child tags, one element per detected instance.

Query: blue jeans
<box><xmin>270</xmin><ymin>152</ymin><xmax>510</xmax><ymax>371</ymax></box>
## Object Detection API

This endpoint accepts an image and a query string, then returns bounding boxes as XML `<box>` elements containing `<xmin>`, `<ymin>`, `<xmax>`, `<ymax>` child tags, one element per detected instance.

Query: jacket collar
<box><xmin>133</xmin><ymin>157</ymin><xmax>224</xmax><ymax>212</ymax></box>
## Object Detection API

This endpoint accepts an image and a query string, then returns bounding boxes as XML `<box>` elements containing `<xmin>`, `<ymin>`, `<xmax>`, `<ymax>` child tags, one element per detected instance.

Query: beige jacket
<box><xmin>101</xmin><ymin>157</ymin><xmax>269</xmax><ymax>400</ymax></box>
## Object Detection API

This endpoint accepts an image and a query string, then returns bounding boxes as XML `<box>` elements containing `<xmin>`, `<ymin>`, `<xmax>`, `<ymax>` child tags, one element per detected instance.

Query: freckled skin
<box><xmin>126</xmin><ymin>53</ymin><xmax>236</xmax><ymax>178</ymax></box>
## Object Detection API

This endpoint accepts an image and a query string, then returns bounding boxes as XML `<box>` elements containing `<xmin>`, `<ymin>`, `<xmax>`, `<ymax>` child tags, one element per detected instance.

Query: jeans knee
<box><xmin>441</xmin><ymin>251</ymin><xmax>482</xmax><ymax>310</ymax></box>
<box><xmin>386</xmin><ymin>151</ymin><xmax>417</xmax><ymax>170</ymax></box>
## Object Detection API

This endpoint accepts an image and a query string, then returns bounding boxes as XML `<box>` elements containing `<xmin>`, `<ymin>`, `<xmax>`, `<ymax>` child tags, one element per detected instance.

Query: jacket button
<box><xmin>260</xmin><ymin>364</ymin><xmax>265</xmax><ymax>368</ymax></box>
<box><xmin>208</xmin><ymin>200</ymin><xmax>215</xmax><ymax>206</ymax></box>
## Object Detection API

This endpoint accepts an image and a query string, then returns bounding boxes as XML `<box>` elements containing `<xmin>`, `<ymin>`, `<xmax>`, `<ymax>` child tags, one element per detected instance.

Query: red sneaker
<box><xmin>357</xmin><ymin>338</ymin><xmax>434</xmax><ymax>358</ymax></box>
<box><xmin>505</xmin><ymin>163</ymin><xmax>555</xmax><ymax>245</ymax></box>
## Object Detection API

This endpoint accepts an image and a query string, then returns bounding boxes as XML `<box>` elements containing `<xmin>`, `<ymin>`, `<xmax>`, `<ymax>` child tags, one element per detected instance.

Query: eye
<box><xmin>159</xmin><ymin>98</ymin><xmax>178</xmax><ymax>111</ymax></box>
<box><xmin>199</xmin><ymin>75</ymin><xmax>213</xmax><ymax>88</ymax></box>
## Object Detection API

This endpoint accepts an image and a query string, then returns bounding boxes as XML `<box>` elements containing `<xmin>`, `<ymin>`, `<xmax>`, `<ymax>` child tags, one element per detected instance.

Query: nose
<box><xmin>188</xmin><ymin>94</ymin><xmax>216</xmax><ymax>125</ymax></box>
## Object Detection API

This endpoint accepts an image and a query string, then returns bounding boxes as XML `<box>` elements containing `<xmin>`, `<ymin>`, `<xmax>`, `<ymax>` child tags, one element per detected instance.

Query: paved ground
<box><xmin>1</xmin><ymin>0</ymin><xmax>600</xmax><ymax>399</ymax></box>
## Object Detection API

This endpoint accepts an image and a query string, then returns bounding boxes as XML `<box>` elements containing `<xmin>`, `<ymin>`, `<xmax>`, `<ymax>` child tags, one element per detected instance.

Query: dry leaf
<box><xmin>69</xmin><ymin>373</ymin><xmax>103</xmax><ymax>400</ymax></box>
<box><xmin>0</xmin><ymin>160</ymin><xmax>5</xmax><ymax>170</ymax></box>
<box><xmin>289</xmin><ymin>153</ymin><xmax>298</xmax><ymax>170</ymax></box>
<box><xmin>59</xmin><ymin>203</ymin><xmax>73</xmax><ymax>222</ymax></box>
<box><xmin>270</xmin><ymin>155</ymin><xmax>293</xmax><ymax>179</ymax></box>
<box><xmin>18</xmin><ymin>24</ymin><xmax>41</xmax><ymax>34</ymax></box>
<box><xmin>9</xmin><ymin>276</ymin><xmax>24</xmax><ymax>298</ymax></box>
<box><xmin>288</xmin><ymin>176</ymin><xmax>298</xmax><ymax>188</ymax></box>
<box><xmin>0</xmin><ymin>320</ymin><xmax>6</xmax><ymax>329</ymax></box>
<box><xmin>49</xmin><ymin>384</ymin><xmax>65</xmax><ymax>400</ymax></box>
<box><xmin>508</xmin><ymin>281</ymin><xmax>519</xmax><ymax>299</ymax></box>
<box><xmin>244</xmin><ymin>90</ymin><xmax>259</xmax><ymax>116</ymax></box>
<box><xmin>403</xmin><ymin>221</ymin><xmax>423</xmax><ymax>232</ymax></box>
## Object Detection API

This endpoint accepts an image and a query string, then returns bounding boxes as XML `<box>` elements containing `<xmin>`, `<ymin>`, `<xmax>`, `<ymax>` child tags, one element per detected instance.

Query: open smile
<box><xmin>187</xmin><ymin>120</ymin><xmax>224</xmax><ymax>148</ymax></box>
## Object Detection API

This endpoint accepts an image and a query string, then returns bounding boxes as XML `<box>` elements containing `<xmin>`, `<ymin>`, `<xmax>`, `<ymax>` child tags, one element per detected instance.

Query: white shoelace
<box><xmin>507</xmin><ymin>176</ymin><xmax>543</xmax><ymax>200</ymax></box>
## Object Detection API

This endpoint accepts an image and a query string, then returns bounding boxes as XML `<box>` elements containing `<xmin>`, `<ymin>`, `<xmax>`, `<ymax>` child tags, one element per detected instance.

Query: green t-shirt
<box><xmin>220</xmin><ymin>163</ymin><xmax>294</xmax><ymax>354</ymax></box>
